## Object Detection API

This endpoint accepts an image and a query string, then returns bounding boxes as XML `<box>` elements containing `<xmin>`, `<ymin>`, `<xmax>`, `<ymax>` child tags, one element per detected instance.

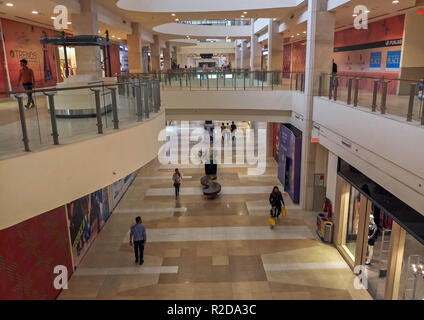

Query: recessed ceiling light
<box><xmin>171</xmin><ymin>13</ymin><xmax>176</xmax><ymax>16</ymax></box>
<box><xmin>112</xmin><ymin>35</ymin><xmax>115</xmax><ymax>38</ymax></box>
<box><xmin>392</xmin><ymin>0</ymin><xmax>399</xmax><ymax>3</ymax></box>
<box><xmin>291</xmin><ymin>35</ymin><xmax>294</xmax><ymax>38</ymax></box>
<box><xmin>352</xmin><ymin>14</ymin><xmax>358</xmax><ymax>17</ymax></box>
<box><xmin>175</xmin><ymin>18</ymin><xmax>179</xmax><ymax>21</ymax></box>
<box><xmin>243</xmin><ymin>11</ymin><xmax>248</xmax><ymax>14</ymax></box>
<box><xmin>32</xmin><ymin>10</ymin><xmax>38</xmax><ymax>14</ymax></box>
<box><xmin>241</xmin><ymin>15</ymin><xmax>245</xmax><ymax>18</ymax></box>
<box><xmin>365</xmin><ymin>10</ymin><xmax>370</xmax><ymax>13</ymax></box>
<box><xmin>297</xmin><ymin>33</ymin><xmax>300</xmax><ymax>36</ymax></box>
<box><xmin>303</xmin><ymin>31</ymin><xmax>306</xmax><ymax>34</ymax></box>
<box><xmin>67</xmin><ymin>22</ymin><xmax>72</xmax><ymax>24</ymax></box>
<box><xmin>118</xmin><ymin>37</ymin><xmax>121</xmax><ymax>40</ymax></box>
<box><xmin>50</xmin><ymin>17</ymin><xmax>56</xmax><ymax>20</ymax></box>
<box><xmin>6</xmin><ymin>3</ymin><xmax>14</xmax><ymax>7</ymax></box>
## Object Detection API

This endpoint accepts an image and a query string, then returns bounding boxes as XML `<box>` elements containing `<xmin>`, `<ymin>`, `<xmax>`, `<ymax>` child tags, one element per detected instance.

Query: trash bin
<box><xmin>323</xmin><ymin>221</ymin><xmax>333</xmax><ymax>243</ymax></box>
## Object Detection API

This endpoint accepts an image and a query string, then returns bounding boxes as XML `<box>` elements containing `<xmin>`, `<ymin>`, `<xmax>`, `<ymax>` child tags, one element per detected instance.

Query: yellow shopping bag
<box><xmin>268</xmin><ymin>217</ymin><xmax>276</xmax><ymax>228</ymax></box>
<box><xmin>282</xmin><ymin>207</ymin><xmax>287</xmax><ymax>217</ymax></box>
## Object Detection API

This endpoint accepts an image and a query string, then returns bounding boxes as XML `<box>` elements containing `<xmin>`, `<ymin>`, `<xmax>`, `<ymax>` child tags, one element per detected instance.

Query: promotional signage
<box><xmin>418</xmin><ymin>81</ymin><xmax>423</xmax><ymax>101</ymax></box>
<box><xmin>1</xmin><ymin>18</ymin><xmax>58</xmax><ymax>90</ymax></box>
<box><xmin>369</xmin><ymin>52</ymin><xmax>382</xmax><ymax>69</ymax></box>
<box><xmin>386</xmin><ymin>50</ymin><xmax>401</xmax><ymax>69</ymax></box>
<box><xmin>67</xmin><ymin>187</ymin><xmax>110</xmax><ymax>267</ymax></box>
<box><xmin>111</xmin><ymin>172</ymin><xmax>137</xmax><ymax>208</ymax></box>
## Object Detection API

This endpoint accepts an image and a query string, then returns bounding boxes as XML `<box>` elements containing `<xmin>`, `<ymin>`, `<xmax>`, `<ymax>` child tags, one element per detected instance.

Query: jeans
<box><xmin>174</xmin><ymin>183</ymin><xmax>181</xmax><ymax>197</ymax></box>
<box><xmin>134</xmin><ymin>240</ymin><xmax>145</xmax><ymax>262</ymax></box>
<box><xmin>23</xmin><ymin>83</ymin><xmax>34</xmax><ymax>106</ymax></box>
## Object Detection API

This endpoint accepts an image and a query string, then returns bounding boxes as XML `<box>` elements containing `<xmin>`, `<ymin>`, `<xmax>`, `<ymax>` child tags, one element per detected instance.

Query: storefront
<box><xmin>334</xmin><ymin>158</ymin><xmax>424</xmax><ymax>300</ymax></box>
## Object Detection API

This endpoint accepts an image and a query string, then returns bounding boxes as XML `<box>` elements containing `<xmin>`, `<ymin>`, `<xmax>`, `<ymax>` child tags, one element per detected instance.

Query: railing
<box><xmin>319</xmin><ymin>73</ymin><xmax>424</xmax><ymax>125</ymax></box>
<box><xmin>178</xmin><ymin>19</ymin><xmax>251</xmax><ymax>26</ymax></box>
<box><xmin>131</xmin><ymin>71</ymin><xmax>306</xmax><ymax>92</ymax></box>
<box><xmin>0</xmin><ymin>76</ymin><xmax>161</xmax><ymax>159</ymax></box>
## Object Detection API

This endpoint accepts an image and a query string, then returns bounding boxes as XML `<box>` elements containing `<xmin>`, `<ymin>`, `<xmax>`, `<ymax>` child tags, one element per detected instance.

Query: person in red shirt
<box><xmin>17</xmin><ymin>59</ymin><xmax>36</xmax><ymax>109</ymax></box>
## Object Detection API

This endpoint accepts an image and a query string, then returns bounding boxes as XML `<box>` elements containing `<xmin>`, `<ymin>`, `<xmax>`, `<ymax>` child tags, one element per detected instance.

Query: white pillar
<box><xmin>399</xmin><ymin>5</ymin><xmax>424</xmax><ymax>94</ymax></box>
<box><xmin>71</xmin><ymin>0</ymin><xmax>101</xmax><ymax>77</ymax></box>
<box><xmin>127</xmin><ymin>23</ymin><xmax>143</xmax><ymax>73</ymax></box>
<box><xmin>150</xmin><ymin>35</ymin><xmax>161</xmax><ymax>73</ymax></box>
<box><xmin>250</xmin><ymin>19</ymin><xmax>262</xmax><ymax>71</ymax></box>
<box><xmin>267</xmin><ymin>19</ymin><xmax>284</xmax><ymax>72</ymax></box>
<box><xmin>163</xmin><ymin>44</ymin><xmax>171</xmax><ymax>71</ymax></box>
<box><xmin>300</xmin><ymin>0</ymin><xmax>335</xmax><ymax>210</ymax></box>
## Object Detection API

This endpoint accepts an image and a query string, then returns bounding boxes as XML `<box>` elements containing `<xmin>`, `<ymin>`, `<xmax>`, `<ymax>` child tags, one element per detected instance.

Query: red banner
<box><xmin>0</xmin><ymin>206</ymin><xmax>73</xmax><ymax>300</ymax></box>
<box><xmin>1</xmin><ymin>18</ymin><xmax>58</xmax><ymax>91</ymax></box>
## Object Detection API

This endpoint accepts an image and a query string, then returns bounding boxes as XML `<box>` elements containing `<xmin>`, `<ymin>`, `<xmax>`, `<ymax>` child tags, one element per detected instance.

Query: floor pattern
<box><xmin>58</xmin><ymin>138</ymin><xmax>372</xmax><ymax>300</ymax></box>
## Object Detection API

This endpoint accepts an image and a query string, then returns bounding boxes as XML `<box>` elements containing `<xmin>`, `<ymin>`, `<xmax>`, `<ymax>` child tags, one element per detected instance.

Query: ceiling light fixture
<box><xmin>112</xmin><ymin>35</ymin><xmax>115</xmax><ymax>38</ymax></box>
<box><xmin>352</xmin><ymin>13</ymin><xmax>358</xmax><ymax>17</ymax></box>
<box><xmin>171</xmin><ymin>13</ymin><xmax>176</xmax><ymax>16</ymax></box>
<box><xmin>6</xmin><ymin>3</ymin><xmax>14</xmax><ymax>7</ymax></box>
<box><xmin>32</xmin><ymin>10</ymin><xmax>38</xmax><ymax>14</ymax></box>
<box><xmin>50</xmin><ymin>17</ymin><xmax>56</xmax><ymax>20</ymax></box>
<box><xmin>175</xmin><ymin>18</ymin><xmax>179</xmax><ymax>21</ymax></box>
<box><xmin>243</xmin><ymin>11</ymin><xmax>248</xmax><ymax>14</ymax></box>
<box><xmin>297</xmin><ymin>33</ymin><xmax>300</xmax><ymax>36</ymax></box>
<box><xmin>303</xmin><ymin>31</ymin><xmax>306</xmax><ymax>34</ymax></box>
<box><xmin>392</xmin><ymin>0</ymin><xmax>399</xmax><ymax>3</ymax></box>
<box><xmin>67</xmin><ymin>22</ymin><xmax>72</xmax><ymax>24</ymax></box>
<box><xmin>241</xmin><ymin>15</ymin><xmax>245</xmax><ymax>18</ymax></box>
<box><xmin>365</xmin><ymin>10</ymin><xmax>370</xmax><ymax>13</ymax></box>
<box><xmin>118</xmin><ymin>37</ymin><xmax>121</xmax><ymax>40</ymax></box>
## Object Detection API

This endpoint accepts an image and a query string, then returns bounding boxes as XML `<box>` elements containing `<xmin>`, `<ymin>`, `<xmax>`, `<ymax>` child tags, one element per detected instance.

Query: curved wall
<box><xmin>0</xmin><ymin>111</ymin><xmax>165</xmax><ymax>230</ymax></box>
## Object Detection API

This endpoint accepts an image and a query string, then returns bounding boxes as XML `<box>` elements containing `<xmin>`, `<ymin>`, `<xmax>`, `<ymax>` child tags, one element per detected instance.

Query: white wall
<box><xmin>0</xmin><ymin>111</ymin><xmax>165</xmax><ymax>230</ymax></box>
<box><xmin>162</xmin><ymin>90</ymin><xmax>293</xmax><ymax>111</ymax></box>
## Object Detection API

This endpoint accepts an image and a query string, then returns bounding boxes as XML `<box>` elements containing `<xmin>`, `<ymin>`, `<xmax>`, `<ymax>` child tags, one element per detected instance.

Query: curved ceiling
<box><xmin>117</xmin><ymin>0</ymin><xmax>304</xmax><ymax>13</ymax></box>
<box><xmin>153</xmin><ymin>23</ymin><xmax>251</xmax><ymax>39</ymax></box>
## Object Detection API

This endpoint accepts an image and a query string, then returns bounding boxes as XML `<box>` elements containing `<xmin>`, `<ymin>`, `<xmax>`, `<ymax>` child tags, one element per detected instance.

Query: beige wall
<box><xmin>0</xmin><ymin>111</ymin><xmax>165</xmax><ymax>230</ymax></box>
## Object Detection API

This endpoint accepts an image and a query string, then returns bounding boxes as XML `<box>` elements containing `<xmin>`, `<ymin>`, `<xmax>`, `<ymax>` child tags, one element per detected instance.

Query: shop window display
<box><xmin>345</xmin><ymin>186</ymin><xmax>361</xmax><ymax>258</ymax></box>
<box><xmin>398</xmin><ymin>234</ymin><xmax>424</xmax><ymax>300</ymax></box>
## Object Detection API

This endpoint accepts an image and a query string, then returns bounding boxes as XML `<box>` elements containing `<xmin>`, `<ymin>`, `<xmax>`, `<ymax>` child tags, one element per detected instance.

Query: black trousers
<box><xmin>174</xmin><ymin>183</ymin><xmax>181</xmax><ymax>197</ymax></box>
<box><xmin>134</xmin><ymin>240</ymin><xmax>145</xmax><ymax>262</ymax></box>
<box><xmin>23</xmin><ymin>83</ymin><xmax>34</xmax><ymax>106</ymax></box>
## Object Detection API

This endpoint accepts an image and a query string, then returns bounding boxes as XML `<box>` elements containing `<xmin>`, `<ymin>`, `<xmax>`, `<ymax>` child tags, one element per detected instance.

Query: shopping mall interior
<box><xmin>1</xmin><ymin>0</ymin><xmax>424</xmax><ymax>303</ymax></box>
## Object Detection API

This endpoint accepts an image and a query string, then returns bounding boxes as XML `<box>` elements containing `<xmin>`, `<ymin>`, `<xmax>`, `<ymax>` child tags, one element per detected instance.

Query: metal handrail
<box><xmin>321</xmin><ymin>72</ymin><xmax>422</xmax><ymax>83</ymax></box>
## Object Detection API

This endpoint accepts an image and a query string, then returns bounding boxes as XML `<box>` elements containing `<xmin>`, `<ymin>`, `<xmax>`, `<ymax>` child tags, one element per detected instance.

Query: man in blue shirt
<box><xmin>130</xmin><ymin>216</ymin><xmax>147</xmax><ymax>265</ymax></box>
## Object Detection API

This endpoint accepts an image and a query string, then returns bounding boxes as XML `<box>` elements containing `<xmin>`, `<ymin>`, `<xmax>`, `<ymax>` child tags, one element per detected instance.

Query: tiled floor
<box><xmin>58</xmin><ymin>124</ymin><xmax>372</xmax><ymax>300</ymax></box>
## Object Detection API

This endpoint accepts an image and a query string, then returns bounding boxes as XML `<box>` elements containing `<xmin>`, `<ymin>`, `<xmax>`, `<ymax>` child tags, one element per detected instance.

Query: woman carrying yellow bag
<box><xmin>269</xmin><ymin>186</ymin><xmax>285</xmax><ymax>224</ymax></box>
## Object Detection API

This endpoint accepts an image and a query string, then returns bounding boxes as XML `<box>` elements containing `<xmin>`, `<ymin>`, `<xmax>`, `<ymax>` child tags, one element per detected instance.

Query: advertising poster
<box><xmin>278</xmin><ymin>124</ymin><xmax>302</xmax><ymax>204</ymax></box>
<box><xmin>0</xmin><ymin>206</ymin><xmax>73</xmax><ymax>299</ymax></box>
<box><xmin>272</xmin><ymin>122</ymin><xmax>280</xmax><ymax>161</ymax></box>
<box><xmin>369</xmin><ymin>52</ymin><xmax>382</xmax><ymax>69</ymax></box>
<box><xmin>112</xmin><ymin>172</ymin><xmax>137</xmax><ymax>208</ymax></box>
<box><xmin>386</xmin><ymin>50</ymin><xmax>401</xmax><ymax>69</ymax></box>
<box><xmin>0</xmin><ymin>23</ymin><xmax>9</xmax><ymax>97</ymax></box>
<box><xmin>1</xmin><ymin>18</ymin><xmax>58</xmax><ymax>91</ymax></box>
<box><xmin>67</xmin><ymin>187</ymin><xmax>110</xmax><ymax>267</ymax></box>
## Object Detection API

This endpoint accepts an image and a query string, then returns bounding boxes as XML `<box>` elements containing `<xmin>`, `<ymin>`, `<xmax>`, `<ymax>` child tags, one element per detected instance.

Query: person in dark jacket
<box><xmin>269</xmin><ymin>186</ymin><xmax>285</xmax><ymax>219</ymax></box>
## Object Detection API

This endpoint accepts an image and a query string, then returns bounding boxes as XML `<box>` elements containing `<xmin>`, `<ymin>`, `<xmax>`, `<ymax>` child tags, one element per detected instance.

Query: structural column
<box><xmin>250</xmin><ymin>19</ymin><xmax>262</xmax><ymax>71</ymax></box>
<box><xmin>162</xmin><ymin>44</ymin><xmax>171</xmax><ymax>71</ymax></box>
<box><xmin>127</xmin><ymin>23</ymin><xmax>143</xmax><ymax>73</ymax></box>
<box><xmin>71</xmin><ymin>0</ymin><xmax>102</xmax><ymax>77</ymax></box>
<box><xmin>399</xmin><ymin>3</ymin><xmax>424</xmax><ymax>94</ymax></box>
<box><xmin>300</xmin><ymin>0</ymin><xmax>335</xmax><ymax>209</ymax></box>
<box><xmin>150</xmin><ymin>35</ymin><xmax>161</xmax><ymax>73</ymax></box>
<box><xmin>240</xmin><ymin>40</ymin><xmax>250</xmax><ymax>69</ymax></box>
<box><xmin>267</xmin><ymin>19</ymin><xmax>284</xmax><ymax>72</ymax></box>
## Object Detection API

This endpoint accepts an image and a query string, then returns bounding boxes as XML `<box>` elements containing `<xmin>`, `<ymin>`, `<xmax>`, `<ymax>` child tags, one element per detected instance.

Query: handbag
<box><xmin>282</xmin><ymin>207</ymin><xmax>286</xmax><ymax>217</ymax></box>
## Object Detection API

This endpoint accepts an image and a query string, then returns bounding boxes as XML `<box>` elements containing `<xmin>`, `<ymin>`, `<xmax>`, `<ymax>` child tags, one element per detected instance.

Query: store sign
<box><xmin>419</xmin><ymin>81</ymin><xmax>424</xmax><ymax>101</ymax></box>
<box><xmin>369</xmin><ymin>52</ymin><xmax>381</xmax><ymax>69</ymax></box>
<box><xmin>386</xmin><ymin>50</ymin><xmax>401</xmax><ymax>69</ymax></box>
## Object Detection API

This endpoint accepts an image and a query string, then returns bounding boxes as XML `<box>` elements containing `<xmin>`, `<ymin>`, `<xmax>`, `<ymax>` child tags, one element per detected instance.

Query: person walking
<box><xmin>129</xmin><ymin>216</ymin><xmax>147</xmax><ymax>265</ymax></box>
<box><xmin>172</xmin><ymin>168</ymin><xmax>182</xmax><ymax>200</ymax></box>
<box><xmin>220</xmin><ymin>122</ymin><xmax>226</xmax><ymax>141</ymax></box>
<box><xmin>269</xmin><ymin>186</ymin><xmax>285</xmax><ymax>221</ymax></box>
<box><xmin>17</xmin><ymin>59</ymin><xmax>36</xmax><ymax>109</ymax></box>
<box><xmin>230</xmin><ymin>121</ymin><xmax>237</xmax><ymax>141</ymax></box>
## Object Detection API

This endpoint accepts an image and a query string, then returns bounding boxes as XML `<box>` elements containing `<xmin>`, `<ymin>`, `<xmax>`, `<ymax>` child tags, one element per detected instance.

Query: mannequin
<box><xmin>366</xmin><ymin>214</ymin><xmax>378</xmax><ymax>265</ymax></box>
